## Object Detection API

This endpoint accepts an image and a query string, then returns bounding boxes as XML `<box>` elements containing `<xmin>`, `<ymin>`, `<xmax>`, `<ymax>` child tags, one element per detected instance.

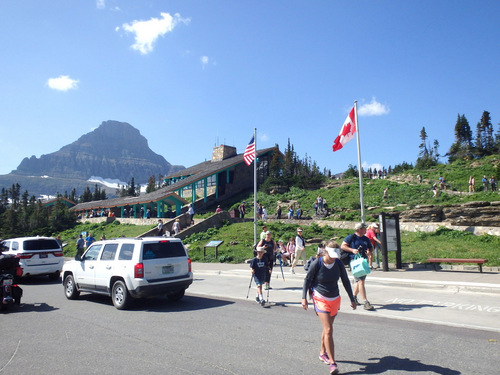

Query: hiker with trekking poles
<box><xmin>257</xmin><ymin>230</ymin><xmax>277</xmax><ymax>290</ymax></box>
<box><xmin>249</xmin><ymin>246</ymin><xmax>271</xmax><ymax>306</ymax></box>
<box><xmin>302</xmin><ymin>240</ymin><xmax>357</xmax><ymax>375</ymax></box>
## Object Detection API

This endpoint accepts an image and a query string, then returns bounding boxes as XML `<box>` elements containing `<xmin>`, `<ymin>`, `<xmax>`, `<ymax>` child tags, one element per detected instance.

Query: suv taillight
<box><xmin>17</xmin><ymin>253</ymin><xmax>33</xmax><ymax>259</ymax></box>
<box><xmin>53</xmin><ymin>251</ymin><xmax>63</xmax><ymax>257</ymax></box>
<box><xmin>188</xmin><ymin>258</ymin><xmax>192</xmax><ymax>273</ymax></box>
<box><xmin>134</xmin><ymin>263</ymin><xmax>144</xmax><ymax>278</ymax></box>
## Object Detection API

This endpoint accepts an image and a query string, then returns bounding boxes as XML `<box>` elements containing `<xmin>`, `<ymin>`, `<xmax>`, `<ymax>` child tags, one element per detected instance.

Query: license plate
<box><xmin>39</xmin><ymin>253</ymin><xmax>48</xmax><ymax>258</ymax></box>
<box><xmin>2</xmin><ymin>279</ymin><xmax>12</xmax><ymax>286</ymax></box>
<box><xmin>162</xmin><ymin>265</ymin><xmax>174</xmax><ymax>274</ymax></box>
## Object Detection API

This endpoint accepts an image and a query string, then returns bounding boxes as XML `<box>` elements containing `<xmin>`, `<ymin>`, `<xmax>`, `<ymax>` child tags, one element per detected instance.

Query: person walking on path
<box><xmin>341</xmin><ymin>223</ymin><xmax>374</xmax><ymax>311</ymax></box>
<box><xmin>76</xmin><ymin>234</ymin><xmax>85</xmax><ymax>259</ymax></box>
<box><xmin>286</xmin><ymin>237</ymin><xmax>296</xmax><ymax>267</ymax></box>
<box><xmin>366</xmin><ymin>223</ymin><xmax>382</xmax><ymax>268</ymax></box>
<box><xmin>290</xmin><ymin>227</ymin><xmax>306</xmax><ymax>274</ymax></box>
<box><xmin>259</xmin><ymin>225</ymin><xmax>268</xmax><ymax>241</ymax></box>
<box><xmin>302</xmin><ymin>241</ymin><xmax>357</xmax><ymax>375</ymax></box>
<box><xmin>257</xmin><ymin>231</ymin><xmax>276</xmax><ymax>290</ymax></box>
<box><xmin>157</xmin><ymin>219</ymin><xmax>164</xmax><ymax>236</ymax></box>
<box><xmin>239</xmin><ymin>202</ymin><xmax>246</xmax><ymax>218</ymax></box>
<box><xmin>490</xmin><ymin>176</ymin><xmax>497</xmax><ymax>192</ymax></box>
<box><xmin>469</xmin><ymin>176</ymin><xmax>475</xmax><ymax>193</ymax></box>
<box><xmin>482</xmin><ymin>176</ymin><xmax>489</xmax><ymax>192</ymax></box>
<box><xmin>250</xmin><ymin>246</ymin><xmax>271</xmax><ymax>306</ymax></box>
<box><xmin>85</xmin><ymin>233</ymin><xmax>95</xmax><ymax>249</ymax></box>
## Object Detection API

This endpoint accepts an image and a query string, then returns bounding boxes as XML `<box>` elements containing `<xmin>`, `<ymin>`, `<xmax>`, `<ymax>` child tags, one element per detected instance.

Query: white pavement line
<box><xmin>188</xmin><ymin>290</ymin><xmax>500</xmax><ymax>334</ymax></box>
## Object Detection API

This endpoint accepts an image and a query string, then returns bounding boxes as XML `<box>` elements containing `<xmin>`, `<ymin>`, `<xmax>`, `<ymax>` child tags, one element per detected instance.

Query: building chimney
<box><xmin>212</xmin><ymin>145</ymin><xmax>237</xmax><ymax>162</ymax></box>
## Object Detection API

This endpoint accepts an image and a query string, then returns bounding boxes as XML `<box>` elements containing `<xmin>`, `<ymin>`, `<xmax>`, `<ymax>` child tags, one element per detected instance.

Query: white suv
<box><xmin>62</xmin><ymin>237</ymin><xmax>193</xmax><ymax>309</ymax></box>
<box><xmin>1</xmin><ymin>236</ymin><xmax>63</xmax><ymax>280</ymax></box>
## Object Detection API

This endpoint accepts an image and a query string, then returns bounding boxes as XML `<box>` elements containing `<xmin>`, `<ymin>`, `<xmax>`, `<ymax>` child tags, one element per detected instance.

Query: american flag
<box><xmin>243</xmin><ymin>136</ymin><xmax>255</xmax><ymax>166</ymax></box>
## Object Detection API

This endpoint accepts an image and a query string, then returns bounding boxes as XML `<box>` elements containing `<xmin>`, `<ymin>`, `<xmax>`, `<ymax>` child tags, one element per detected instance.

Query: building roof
<box><xmin>72</xmin><ymin>146</ymin><xmax>276</xmax><ymax>212</ymax></box>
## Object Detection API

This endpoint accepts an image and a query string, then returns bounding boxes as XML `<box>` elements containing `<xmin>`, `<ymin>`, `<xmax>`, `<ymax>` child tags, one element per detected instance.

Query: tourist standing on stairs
<box><xmin>172</xmin><ymin>219</ymin><xmax>181</xmax><ymax>235</ymax></box>
<box><xmin>188</xmin><ymin>204</ymin><xmax>195</xmax><ymax>225</ymax></box>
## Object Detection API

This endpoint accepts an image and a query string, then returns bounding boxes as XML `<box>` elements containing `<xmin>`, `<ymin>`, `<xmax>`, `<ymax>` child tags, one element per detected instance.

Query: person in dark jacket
<box><xmin>302</xmin><ymin>240</ymin><xmax>357</xmax><ymax>375</ymax></box>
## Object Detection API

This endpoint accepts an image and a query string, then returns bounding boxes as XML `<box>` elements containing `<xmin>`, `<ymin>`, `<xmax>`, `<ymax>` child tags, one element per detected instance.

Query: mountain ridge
<box><xmin>1</xmin><ymin>120</ymin><xmax>185</xmax><ymax>197</ymax></box>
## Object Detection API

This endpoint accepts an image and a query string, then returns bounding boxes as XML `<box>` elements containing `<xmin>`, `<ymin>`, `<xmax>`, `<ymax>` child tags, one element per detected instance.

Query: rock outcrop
<box><xmin>399</xmin><ymin>201</ymin><xmax>500</xmax><ymax>227</ymax></box>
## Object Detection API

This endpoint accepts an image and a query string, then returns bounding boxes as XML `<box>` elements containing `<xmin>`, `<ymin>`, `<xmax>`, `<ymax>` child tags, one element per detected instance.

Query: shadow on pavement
<box><xmin>374</xmin><ymin>303</ymin><xmax>442</xmax><ymax>312</ymax></box>
<box><xmin>77</xmin><ymin>293</ymin><xmax>234</xmax><ymax>312</ymax></box>
<box><xmin>16</xmin><ymin>275</ymin><xmax>61</xmax><ymax>285</ymax></box>
<box><xmin>341</xmin><ymin>355</ymin><xmax>460</xmax><ymax>374</ymax></box>
<box><xmin>2</xmin><ymin>302</ymin><xmax>58</xmax><ymax>314</ymax></box>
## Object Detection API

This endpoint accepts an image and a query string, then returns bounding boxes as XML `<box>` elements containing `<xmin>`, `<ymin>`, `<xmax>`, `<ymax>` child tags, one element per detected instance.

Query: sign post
<box><xmin>379</xmin><ymin>212</ymin><xmax>402</xmax><ymax>271</ymax></box>
<box><xmin>203</xmin><ymin>240</ymin><xmax>224</xmax><ymax>259</ymax></box>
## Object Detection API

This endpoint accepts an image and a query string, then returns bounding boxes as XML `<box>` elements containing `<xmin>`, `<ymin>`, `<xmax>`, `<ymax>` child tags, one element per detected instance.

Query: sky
<box><xmin>1</xmin><ymin>0</ymin><xmax>499</xmax><ymax>180</ymax></box>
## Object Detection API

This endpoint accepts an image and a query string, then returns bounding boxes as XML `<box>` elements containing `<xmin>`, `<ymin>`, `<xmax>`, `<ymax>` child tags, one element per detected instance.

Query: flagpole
<box><xmin>253</xmin><ymin>128</ymin><xmax>257</xmax><ymax>246</ymax></box>
<box><xmin>354</xmin><ymin>101</ymin><xmax>365</xmax><ymax>223</ymax></box>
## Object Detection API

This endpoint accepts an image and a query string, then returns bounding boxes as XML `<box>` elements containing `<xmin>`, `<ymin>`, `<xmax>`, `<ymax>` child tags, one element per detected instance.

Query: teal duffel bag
<box><xmin>350</xmin><ymin>253</ymin><xmax>371</xmax><ymax>278</ymax></box>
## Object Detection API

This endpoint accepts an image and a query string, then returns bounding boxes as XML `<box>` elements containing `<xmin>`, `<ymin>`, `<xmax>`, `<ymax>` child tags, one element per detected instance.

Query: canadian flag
<box><xmin>332</xmin><ymin>106</ymin><xmax>356</xmax><ymax>152</ymax></box>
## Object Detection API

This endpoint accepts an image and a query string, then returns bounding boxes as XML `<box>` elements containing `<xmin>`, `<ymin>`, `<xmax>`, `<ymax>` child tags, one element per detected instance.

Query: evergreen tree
<box><xmin>81</xmin><ymin>186</ymin><xmax>93</xmax><ymax>202</ymax></box>
<box><xmin>69</xmin><ymin>188</ymin><xmax>77</xmax><ymax>203</ymax></box>
<box><xmin>448</xmin><ymin>114</ymin><xmax>473</xmax><ymax>162</ymax></box>
<box><xmin>146</xmin><ymin>175</ymin><xmax>156</xmax><ymax>194</ymax></box>
<box><xmin>8</xmin><ymin>183</ymin><xmax>21</xmax><ymax>209</ymax></box>
<box><xmin>480</xmin><ymin>111</ymin><xmax>494</xmax><ymax>155</ymax></box>
<box><xmin>269</xmin><ymin>145</ymin><xmax>282</xmax><ymax>179</ymax></box>
<box><xmin>127</xmin><ymin>177</ymin><xmax>137</xmax><ymax>196</ymax></box>
<box><xmin>92</xmin><ymin>184</ymin><xmax>102</xmax><ymax>201</ymax></box>
<box><xmin>418</xmin><ymin>126</ymin><xmax>429</xmax><ymax>159</ymax></box>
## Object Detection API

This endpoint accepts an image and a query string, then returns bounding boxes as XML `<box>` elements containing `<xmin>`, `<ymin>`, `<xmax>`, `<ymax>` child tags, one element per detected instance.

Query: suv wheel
<box><xmin>167</xmin><ymin>289</ymin><xmax>185</xmax><ymax>302</ymax></box>
<box><xmin>112</xmin><ymin>280</ymin><xmax>130</xmax><ymax>310</ymax></box>
<box><xmin>64</xmin><ymin>274</ymin><xmax>80</xmax><ymax>300</ymax></box>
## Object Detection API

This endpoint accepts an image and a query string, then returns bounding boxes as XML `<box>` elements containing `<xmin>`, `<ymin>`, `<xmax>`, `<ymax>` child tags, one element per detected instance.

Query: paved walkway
<box><xmin>192</xmin><ymin>262</ymin><xmax>500</xmax><ymax>294</ymax></box>
<box><xmin>190</xmin><ymin>262</ymin><xmax>500</xmax><ymax>333</ymax></box>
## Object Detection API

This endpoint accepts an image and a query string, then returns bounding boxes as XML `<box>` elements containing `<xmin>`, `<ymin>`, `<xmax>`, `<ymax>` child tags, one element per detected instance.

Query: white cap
<box><xmin>325</xmin><ymin>247</ymin><xmax>340</xmax><ymax>258</ymax></box>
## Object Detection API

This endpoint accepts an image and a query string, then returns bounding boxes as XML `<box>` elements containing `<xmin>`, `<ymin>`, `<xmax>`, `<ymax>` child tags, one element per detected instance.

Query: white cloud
<box><xmin>259</xmin><ymin>133</ymin><xmax>269</xmax><ymax>142</ymax></box>
<box><xmin>96</xmin><ymin>0</ymin><xmax>105</xmax><ymax>9</ymax></box>
<box><xmin>201</xmin><ymin>55</ymin><xmax>209</xmax><ymax>68</ymax></box>
<box><xmin>358</xmin><ymin>97</ymin><xmax>389</xmax><ymax>116</ymax></box>
<box><xmin>362</xmin><ymin>161</ymin><xmax>384</xmax><ymax>171</ymax></box>
<box><xmin>120</xmin><ymin>12</ymin><xmax>190</xmax><ymax>55</ymax></box>
<box><xmin>47</xmin><ymin>75</ymin><xmax>79</xmax><ymax>91</ymax></box>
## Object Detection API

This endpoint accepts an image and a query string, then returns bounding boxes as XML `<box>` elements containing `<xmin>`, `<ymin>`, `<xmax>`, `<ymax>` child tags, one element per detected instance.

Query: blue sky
<box><xmin>1</xmin><ymin>0</ymin><xmax>499</xmax><ymax>180</ymax></box>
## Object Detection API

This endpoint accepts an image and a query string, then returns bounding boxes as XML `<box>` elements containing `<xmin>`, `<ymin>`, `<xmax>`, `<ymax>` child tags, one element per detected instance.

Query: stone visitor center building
<box><xmin>71</xmin><ymin>145</ymin><xmax>276</xmax><ymax>219</ymax></box>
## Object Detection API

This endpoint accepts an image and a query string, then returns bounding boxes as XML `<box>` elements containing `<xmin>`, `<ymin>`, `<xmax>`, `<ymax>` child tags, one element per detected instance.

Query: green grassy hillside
<box><xmin>55</xmin><ymin>156</ymin><xmax>500</xmax><ymax>267</ymax></box>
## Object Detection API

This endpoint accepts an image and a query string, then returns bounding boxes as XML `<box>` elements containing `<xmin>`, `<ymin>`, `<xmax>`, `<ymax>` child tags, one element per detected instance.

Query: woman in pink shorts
<box><xmin>301</xmin><ymin>240</ymin><xmax>357</xmax><ymax>374</ymax></box>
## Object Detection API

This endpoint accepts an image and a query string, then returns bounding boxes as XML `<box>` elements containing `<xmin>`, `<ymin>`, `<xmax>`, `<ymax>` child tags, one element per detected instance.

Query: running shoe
<box><xmin>290</xmin><ymin>268</ymin><xmax>295</xmax><ymax>274</ymax></box>
<box><xmin>255</xmin><ymin>297</ymin><xmax>260</xmax><ymax>303</ymax></box>
<box><xmin>354</xmin><ymin>296</ymin><xmax>362</xmax><ymax>306</ymax></box>
<box><xmin>329</xmin><ymin>362</ymin><xmax>339</xmax><ymax>374</ymax></box>
<box><xmin>318</xmin><ymin>353</ymin><xmax>330</xmax><ymax>364</ymax></box>
<box><xmin>260</xmin><ymin>299</ymin><xmax>266</xmax><ymax>307</ymax></box>
<box><xmin>364</xmin><ymin>301</ymin><xmax>374</xmax><ymax>310</ymax></box>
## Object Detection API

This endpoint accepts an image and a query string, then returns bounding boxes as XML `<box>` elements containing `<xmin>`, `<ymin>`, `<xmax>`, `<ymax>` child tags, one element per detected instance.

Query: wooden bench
<box><xmin>426</xmin><ymin>258</ymin><xmax>488</xmax><ymax>273</ymax></box>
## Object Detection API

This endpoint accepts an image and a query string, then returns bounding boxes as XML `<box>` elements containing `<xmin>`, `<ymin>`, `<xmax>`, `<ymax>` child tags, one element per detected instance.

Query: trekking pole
<box><xmin>267</xmin><ymin>281</ymin><xmax>270</xmax><ymax>303</ymax></box>
<box><xmin>246</xmin><ymin>274</ymin><xmax>253</xmax><ymax>299</ymax></box>
<box><xmin>278</xmin><ymin>253</ymin><xmax>285</xmax><ymax>282</ymax></box>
